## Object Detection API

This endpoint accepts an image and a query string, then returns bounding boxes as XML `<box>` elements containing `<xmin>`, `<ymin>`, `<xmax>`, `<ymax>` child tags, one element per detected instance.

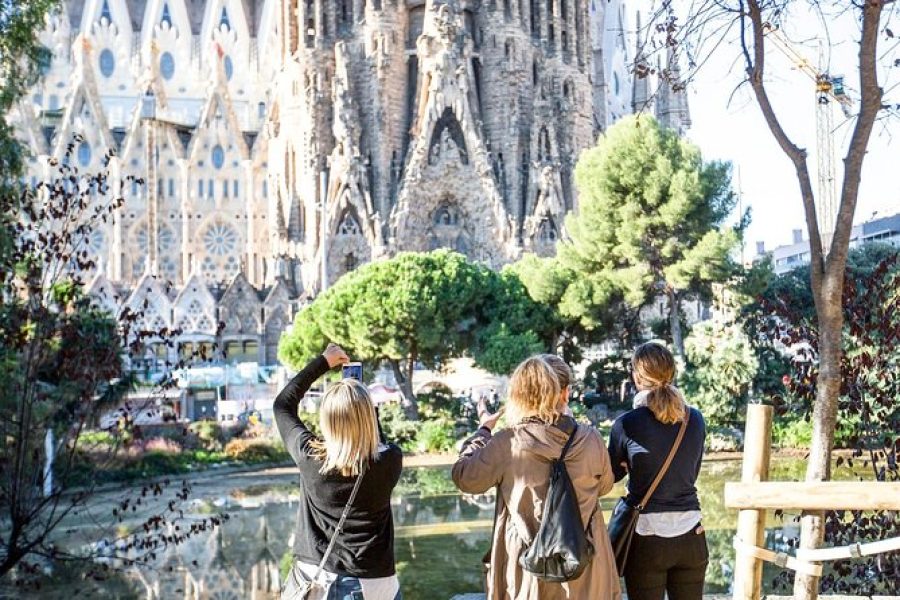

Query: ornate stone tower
<box><xmin>269</xmin><ymin>0</ymin><xmax>596</xmax><ymax>294</ymax></box>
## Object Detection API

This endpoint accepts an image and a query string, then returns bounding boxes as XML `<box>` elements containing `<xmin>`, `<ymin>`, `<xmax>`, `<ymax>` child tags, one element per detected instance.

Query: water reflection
<box><xmin>16</xmin><ymin>459</ymin><xmax>820</xmax><ymax>599</ymax></box>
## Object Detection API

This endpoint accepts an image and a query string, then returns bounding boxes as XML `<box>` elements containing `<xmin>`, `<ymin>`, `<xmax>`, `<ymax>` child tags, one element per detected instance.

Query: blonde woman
<box><xmin>453</xmin><ymin>356</ymin><xmax>621</xmax><ymax>600</ymax></box>
<box><xmin>607</xmin><ymin>342</ymin><xmax>707</xmax><ymax>600</ymax></box>
<box><xmin>273</xmin><ymin>344</ymin><xmax>402</xmax><ymax>600</ymax></box>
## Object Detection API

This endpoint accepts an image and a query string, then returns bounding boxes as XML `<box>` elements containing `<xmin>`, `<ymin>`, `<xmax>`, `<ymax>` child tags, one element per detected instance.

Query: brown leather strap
<box><xmin>636</xmin><ymin>406</ymin><xmax>690</xmax><ymax>510</ymax></box>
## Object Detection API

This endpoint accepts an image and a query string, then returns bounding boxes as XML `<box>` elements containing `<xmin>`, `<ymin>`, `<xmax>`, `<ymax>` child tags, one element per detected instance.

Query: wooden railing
<box><xmin>725</xmin><ymin>404</ymin><xmax>900</xmax><ymax>599</ymax></box>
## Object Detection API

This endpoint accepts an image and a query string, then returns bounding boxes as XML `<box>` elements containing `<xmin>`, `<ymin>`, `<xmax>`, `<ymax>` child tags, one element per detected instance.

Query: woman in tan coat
<box><xmin>452</xmin><ymin>356</ymin><xmax>621</xmax><ymax>600</ymax></box>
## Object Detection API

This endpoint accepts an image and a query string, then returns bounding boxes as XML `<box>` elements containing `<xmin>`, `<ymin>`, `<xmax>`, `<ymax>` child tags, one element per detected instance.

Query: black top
<box><xmin>273</xmin><ymin>355</ymin><xmax>403</xmax><ymax>578</ymax></box>
<box><xmin>607</xmin><ymin>405</ymin><xmax>706</xmax><ymax>513</ymax></box>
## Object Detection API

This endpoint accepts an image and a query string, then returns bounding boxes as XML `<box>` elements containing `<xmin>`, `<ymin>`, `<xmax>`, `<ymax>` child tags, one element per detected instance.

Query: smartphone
<box><xmin>342</xmin><ymin>362</ymin><xmax>363</xmax><ymax>381</ymax></box>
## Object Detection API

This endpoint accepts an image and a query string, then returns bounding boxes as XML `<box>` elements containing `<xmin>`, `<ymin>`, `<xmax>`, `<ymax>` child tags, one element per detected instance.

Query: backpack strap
<box><xmin>636</xmin><ymin>408</ymin><xmax>690</xmax><ymax>510</ymax></box>
<box><xmin>558</xmin><ymin>422</ymin><xmax>579</xmax><ymax>462</ymax></box>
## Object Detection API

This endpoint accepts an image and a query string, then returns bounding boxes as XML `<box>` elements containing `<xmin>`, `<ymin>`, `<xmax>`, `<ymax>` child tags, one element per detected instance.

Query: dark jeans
<box><xmin>622</xmin><ymin>525</ymin><xmax>709</xmax><ymax>600</ymax></box>
<box><xmin>328</xmin><ymin>575</ymin><xmax>402</xmax><ymax>600</ymax></box>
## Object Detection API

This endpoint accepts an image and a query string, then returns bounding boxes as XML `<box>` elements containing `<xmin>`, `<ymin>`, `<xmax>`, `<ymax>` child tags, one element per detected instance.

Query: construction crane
<box><xmin>762</xmin><ymin>23</ymin><xmax>853</xmax><ymax>254</ymax></box>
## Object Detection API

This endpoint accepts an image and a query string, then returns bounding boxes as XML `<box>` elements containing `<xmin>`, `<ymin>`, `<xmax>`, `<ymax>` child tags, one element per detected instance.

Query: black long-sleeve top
<box><xmin>607</xmin><ymin>406</ymin><xmax>706</xmax><ymax>513</ymax></box>
<box><xmin>273</xmin><ymin>355</ymin><xmax>403</xmax><ymax>578</ymax></box>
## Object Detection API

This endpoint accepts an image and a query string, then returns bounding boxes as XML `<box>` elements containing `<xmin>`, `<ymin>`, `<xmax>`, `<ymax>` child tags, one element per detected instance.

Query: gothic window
<box><xmin>613</xmin><ymin>72</ymin><xmax>620</xmax><ymax>95</ymax></box>
<box><xmin>161</xmin><ymin>3</ymin><xmax>172</xmax><ymax>27</ymax></box>
<box><xmin>233</xmin><ymin>180</ymin><xmax>239</xmax><ymax>197</ymax></box>
<box><xmin>100</xmin><ymin>0</ymin><xmax>112</xmax><ymax>22</ymax></box>
<box><xmin>532</xmin><ymin>60</ymin><xmax>538</xmax><ymax>86</ymax></box>
<box><xmin>203</xmin><ymin>222</ymin><xmax>239</xmax><ymax>256</ymax></box>
<box><xmin>455</xmin><ymin>236</ymin><xmax>469</xmax><ymax>255</ymax></box>
<box><xmin>503</xmin><ymin>0</ymin><xmax>511</xmax><ymax>19</ymax></box>
<box><xmin>220</xmin><ymin>7</ymin><xmax>231</xmax><ymax>31</ymax></box>
<box><xmin>224</xmin><ymin>56</ymin><xmax>234</xmax><ymax>81</ymax></box>
<box><xmin>99</xmin><ymin>49</ymin><xmax>115</xmax><ymax>78</ymax></box>
<box><xmin>208</xmin><ymin>178</ymin><xmax>214</xmax><ymax>198</ymax></box>
<box><xmin>78</xmin><ymin>141</ymin><xmax>92</xmax><ymax>167</ymax></box>
<box><xmin>168</xmin><ymin>178</ymin><xmax>175</xmax><ymax>197</ymax></box>
<box><xmin>257</xmin><ymin>102</ymin><xmax>266</xmax><ymax>119</ymax></box>
<box><xmin>160</xmin><ymin>255</ymin><xmax>177</xmax><ymax>281</ymax></box>
<box><xmin>344</xmin><ymin>253</ymin><xmax>357</xmax><ymax>273</ymax></box>
<box><xmin>86</xmin><ymin>228</ymin><xmax>105</xmax><ymax>255</ymax></box>
<box><xmin>160</xmin><ymin>52</ymin><xmax>175</xmax><ymax>80</ymax></box>
<box><xmin>538</xmin><ymin>127</ymin><xmax>551</xmax><ymax>161</ymax></box>
<box><xmin>337</xmin><ymin>211</ymin><xmax>361</xmax><ymax>236</ymax></box>
<box><xmin>211</xmin><ymin>145</ymin><xmax>225</xmax><ymax>169</ymax></box>
<box><xmin>198</xmin><ymin>179</ymin><xmax>204</xmax><ymax>197</ymax></box>
<box><xmin>223</xmin><ymin>179</ymin><xmax>228</xmax><ymax>198</ymax></box>
<box><xmin>134</xmin><ymin>223</ymin><xmax>176</xmax><ymax>259</ymax></box>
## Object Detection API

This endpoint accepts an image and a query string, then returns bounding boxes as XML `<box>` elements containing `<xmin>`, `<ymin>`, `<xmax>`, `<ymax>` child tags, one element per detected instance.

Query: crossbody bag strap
<box><xmin>310</xmin><ymin>467</ymin><xmax>367</xmax><ymax>583</ymax></box>
<box><xmin>636</xmin><ymin>408</ymin><xmax>690</xmax><ymax>510</ymax></box>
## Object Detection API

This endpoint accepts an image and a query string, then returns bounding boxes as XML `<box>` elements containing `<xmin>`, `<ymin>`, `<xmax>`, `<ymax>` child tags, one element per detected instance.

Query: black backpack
<box><xmin>518</xmin><ymin>423</ymin><xmax>595</xmax><ymax>582</ymax></box>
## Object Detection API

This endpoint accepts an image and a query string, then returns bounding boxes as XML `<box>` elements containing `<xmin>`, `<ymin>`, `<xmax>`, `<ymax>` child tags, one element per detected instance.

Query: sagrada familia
<box><xmin>14</xmin><ymin>0</ymin><xmax>690</xmax><ymax>367</ymax></box>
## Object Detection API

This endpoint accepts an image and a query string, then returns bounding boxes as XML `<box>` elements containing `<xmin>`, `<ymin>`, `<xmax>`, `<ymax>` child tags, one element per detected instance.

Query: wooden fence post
<box><xmin>732</xmin><ymin>404</ymin><xmax>773</xmax><ymax>600</ymax></box>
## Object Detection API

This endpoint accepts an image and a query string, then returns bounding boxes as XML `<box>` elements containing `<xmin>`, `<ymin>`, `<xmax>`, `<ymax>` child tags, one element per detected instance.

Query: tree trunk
<box><xmin>388</xmin><ymin>358</ymin><xmax>418</xmax><ymax>420</ymax></box>
<box><xmin>668</xmin><ymin>288</ymin><xmax>685</xmax><ymax>356</ymax></box>
<box><xmin>793</xmin><ymin>275</ymin><xmax>844</xmax><ymax>596</ymax></box>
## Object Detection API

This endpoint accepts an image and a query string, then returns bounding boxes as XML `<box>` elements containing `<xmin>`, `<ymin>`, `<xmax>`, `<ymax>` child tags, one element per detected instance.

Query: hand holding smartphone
<box><xmin>341</xmin><ymin>362</ymin><xmax>363</xmax><ymax>381</ymax></box>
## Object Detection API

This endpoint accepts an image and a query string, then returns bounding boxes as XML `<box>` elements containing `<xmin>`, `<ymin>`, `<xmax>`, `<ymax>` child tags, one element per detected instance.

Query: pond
<box><xmin>15</xmin><ymin>458</ymin><xmax>846</xmax><ymax>599</ymax></box>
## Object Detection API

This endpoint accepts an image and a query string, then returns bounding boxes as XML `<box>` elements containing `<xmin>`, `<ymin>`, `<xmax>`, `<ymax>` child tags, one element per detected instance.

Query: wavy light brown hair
<box><xmin>632</xmin><ymin>342</ymin><xmax>685</xmax><ymax>425</ymax></box>
<box><xmin>541</xmin><ymin>354</ymin><xmax>571</xmax><ymax>390</ymax></box>
<box><xmin>308</xmin><ymin>379</ymin><xmax>379</xmax><ymax>476</ymax></box>
<box><xmin>508</xmin><ymin>355</ymin><xmax>562</xmax><ymax>424</ymax></box>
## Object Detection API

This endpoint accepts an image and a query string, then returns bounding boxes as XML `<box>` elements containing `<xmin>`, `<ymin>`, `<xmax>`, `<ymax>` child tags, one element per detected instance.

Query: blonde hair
<box><xmin>541</xmin><ymin>354</ymin><xmax>572</xmax><ymax>390</ymax></box>
<box><xmin>632</xmin><ymin>342</ymin><xmax>685</xmax><ymax>425</ymax></box>
<box><xmin>309</xmin><ymin>379</ymin><xmax>379</xmax><ymax>476</ymax></box>
<box><xmin>507</xmin><ymin>356</ymin><xmax>562</xmax><ymax>424</ymax></box>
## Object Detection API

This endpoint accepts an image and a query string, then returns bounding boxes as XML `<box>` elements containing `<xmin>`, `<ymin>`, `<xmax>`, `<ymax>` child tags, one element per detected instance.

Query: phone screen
<box><xmin>342</xmin><ymin>362</ymin><xmax>363</xmax><ymax>381</ymax></box>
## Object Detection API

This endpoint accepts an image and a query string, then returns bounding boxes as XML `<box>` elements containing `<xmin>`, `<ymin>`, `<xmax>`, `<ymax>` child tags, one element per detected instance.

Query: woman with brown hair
<box><xmin>453</xmin><ymin>355</ymin><xmax>621</xmax><ymax>599</ymax></box>
<box><xmin>608</xmin><ymin>342</ymin><xmax>708</xmax><ymax>600</ymax></box>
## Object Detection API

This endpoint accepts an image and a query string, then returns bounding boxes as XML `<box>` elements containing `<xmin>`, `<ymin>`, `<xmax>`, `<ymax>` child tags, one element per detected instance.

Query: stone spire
<box><xmin>631</xmin><ymin>11</ymin><xmax>650</xmax><ymax>114</ymax></box>
<box><xmin>655</xmin><ymin>45</ymin><xmax>692</xmax><ymax>135</ymax></box>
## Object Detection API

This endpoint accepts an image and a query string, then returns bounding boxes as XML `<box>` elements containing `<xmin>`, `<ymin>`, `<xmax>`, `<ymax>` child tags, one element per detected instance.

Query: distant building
<box><xmin>756</xmin><ymin>211</ymin><xmax>900</xmax><ymax>274</ymax></box>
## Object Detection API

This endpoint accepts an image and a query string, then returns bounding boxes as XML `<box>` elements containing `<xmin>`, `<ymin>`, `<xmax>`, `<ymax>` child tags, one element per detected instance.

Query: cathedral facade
<box><xmin>15</xmin><ymin>0</ymin><xmax>688</xmax><ymax>366</ymax></box>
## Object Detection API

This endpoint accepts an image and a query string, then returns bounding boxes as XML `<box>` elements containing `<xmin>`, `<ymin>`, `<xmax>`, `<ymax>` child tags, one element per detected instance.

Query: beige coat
<box><xmin>452</xmin><ymin>418</ymin><xmax>622</xmax><ymax>600</ymax></box>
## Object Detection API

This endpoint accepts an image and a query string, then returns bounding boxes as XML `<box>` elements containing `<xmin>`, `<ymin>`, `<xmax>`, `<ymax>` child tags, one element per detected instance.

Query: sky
<box><xmin>633</xmin><ymin>1</ymin><xmax>899</xmax><ymax>256</ymax></box>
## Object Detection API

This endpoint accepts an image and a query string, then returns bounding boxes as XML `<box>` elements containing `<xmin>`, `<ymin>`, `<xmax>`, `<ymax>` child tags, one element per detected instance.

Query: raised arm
<box><xmin>452</xmin><ymin>407</ymin><xmax>508</xmax><ymax>494</ymax></box>
<box><xmin>273</xmin><ymin>344</ymin><xmax>349</xmax><ymax>464</ymax></box>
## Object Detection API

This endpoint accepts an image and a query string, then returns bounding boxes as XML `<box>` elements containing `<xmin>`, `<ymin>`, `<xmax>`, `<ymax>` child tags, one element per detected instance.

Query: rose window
<box><xmin>203</xmin><ymin>222</ymin><xmax>238</xmax><ymax>256</ymax></box>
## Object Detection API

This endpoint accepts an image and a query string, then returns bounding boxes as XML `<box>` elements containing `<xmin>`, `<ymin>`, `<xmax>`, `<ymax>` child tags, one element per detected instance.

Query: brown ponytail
<box><xmin>632</xmin><ymin>342</ymin><xmax>685</xmax><ymax>425</ymax></box>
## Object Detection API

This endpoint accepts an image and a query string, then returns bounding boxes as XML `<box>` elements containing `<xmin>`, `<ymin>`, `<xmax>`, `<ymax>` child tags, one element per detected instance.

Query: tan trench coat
<box><xmin>452</xmin><ymin>418</ymin><xmax>622</xmax><ymax>600</ymax></box>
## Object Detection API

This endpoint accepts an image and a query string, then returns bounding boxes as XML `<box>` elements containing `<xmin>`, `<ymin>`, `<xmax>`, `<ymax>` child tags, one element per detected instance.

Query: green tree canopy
<box><xmin>279</xmin><ymin>250</ymin><xmax>557</xmax><ymax>417</ymax></box>
<box><xmin>558</xmin><ymin>115</ymin><xmax>741</xmax><ymax>353</ymax></box>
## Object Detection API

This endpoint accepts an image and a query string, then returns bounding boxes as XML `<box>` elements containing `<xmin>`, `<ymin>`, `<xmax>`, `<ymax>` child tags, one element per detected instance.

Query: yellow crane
<box><xmin>762</xmin><ymin>23</ymin><xmax>853</xmax><ymax>253</ymax></box>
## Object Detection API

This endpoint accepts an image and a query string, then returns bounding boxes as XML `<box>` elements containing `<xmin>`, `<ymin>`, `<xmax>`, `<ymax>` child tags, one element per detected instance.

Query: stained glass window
<box><xmin>99</xmin><ymin>49</ymin><xmax>115</xmax><ymax>78</ymax></box>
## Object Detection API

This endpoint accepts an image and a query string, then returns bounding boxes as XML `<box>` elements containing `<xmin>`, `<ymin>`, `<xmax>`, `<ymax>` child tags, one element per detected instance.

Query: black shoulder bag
<box><xmin>607</xmin><ymin>409</ymin><xmax>690</xmax><ymax>575</ymax></box>
<box><xmin>519</xmin><ymin>424</ymin><xmax>596</xmax><ymax>582</ymax></box>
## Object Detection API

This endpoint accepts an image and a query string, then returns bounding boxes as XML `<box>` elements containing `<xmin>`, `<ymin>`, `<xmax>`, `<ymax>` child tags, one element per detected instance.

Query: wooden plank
<box><xmin>725</xmin><ymin>481</ymin><xmax>900</xmax><ymax>510</ymax></box>
<box><xmin>733</xmin><ymin>404</ymin><xmax>773</xmax><ymax>600</ymax></box>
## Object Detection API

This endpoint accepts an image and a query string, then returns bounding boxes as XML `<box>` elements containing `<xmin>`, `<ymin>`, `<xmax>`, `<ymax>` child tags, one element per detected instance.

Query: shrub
<box><xmin>189</xmin><ymin>421</ymin><xmax>224</xmax><ymax>450</ymax></box>
<box><xmin>417</xmin><ymin>386</ymin><xmax>457</xmax><ymax>419</ymax></box>
<box><xmin>223</xmin><ymin>438</ymin><xmax>290</xmax><ymax>463</ymax></box>
<box><xmin>143</xmin><ymin>437</ymin><xmax>183</xmax><ymax>454</ymax></box>
<box><xmin>772</xmin><ymin>417</ymin><xmax>812</xmax><ymax>449</ymax></box>
<box><xmin>681</xmin><ymin>321</ymin><xmax>758</xmax><ymax>429</ymax></box>
<box><xmin>378</xmin><ymin>403</ymin><xmax>418</xmax><ymax>450</ymax></box>
<box><xmin>416</xmin><ymin>419</ymin><xmax>456</xmax><ymax>453</ymax></box>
